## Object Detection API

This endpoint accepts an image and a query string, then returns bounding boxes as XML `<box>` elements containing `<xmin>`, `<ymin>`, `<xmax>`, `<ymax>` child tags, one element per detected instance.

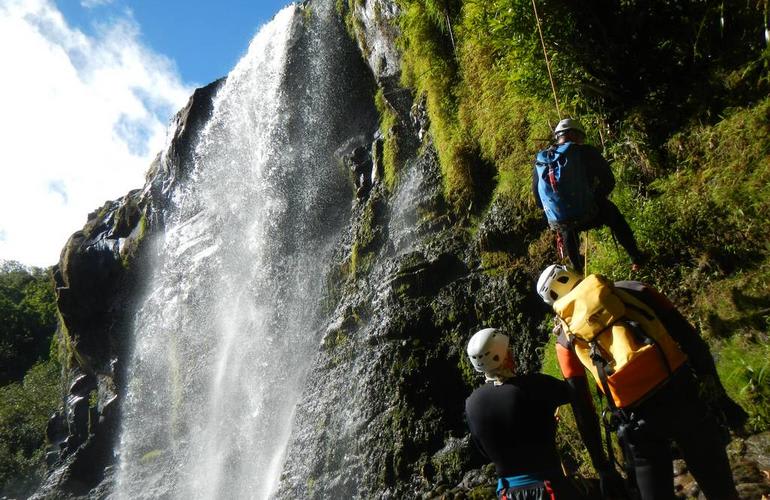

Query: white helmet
<box><xmin>467</xmin><ymin>328</ymin><xmax>509</xmax><ymax>374</ymax></box>
<box><xmin>536</xmin><ymin>264</ymin><xmax>582</xmax><ymax>306</ymax></box>
<box><xmin>553</xmin><ymin>118</ymin><xmax>585</xmax><ymax>138</ymax></box>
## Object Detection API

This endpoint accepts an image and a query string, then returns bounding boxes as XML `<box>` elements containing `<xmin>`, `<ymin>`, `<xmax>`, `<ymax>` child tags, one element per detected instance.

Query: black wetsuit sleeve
<box><xmin>566</xmin><ymin>376</ymin><xmax>610</xmax><ymax>470</ymax></box>
<box><xmin>532</xmin><ymin>165</ymin><xmax>543</xmax><ymax>209</ymax></box>
<box><xmin>529</xmin><ymin>373</ymin><xmax>570</xmax><ymax>407</ymax></box>
<box><xmin>582</xmin><ymin>145</ymin><xmax>615</xmax><ymax>198</ymax></box>
<box><xmin>465</xmin><ymin>398</ymin><xmax>490</xmax><ymax>460</ymax></box>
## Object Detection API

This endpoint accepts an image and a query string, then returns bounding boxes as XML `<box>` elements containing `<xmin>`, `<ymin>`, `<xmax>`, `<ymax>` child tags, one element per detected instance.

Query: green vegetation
<box><xmin>361</xmin><ymin>4</ymin><xmax>770</xmax><ymax>492</ymax></box>
<box><xmin>0</xmin><ymin>350</ymin><xmax>61</xmax><ymax>497</ymax></box>
<box><xmin>0</xmin><ymin>261</ymin><xmax>57</xmax><ymax>385</ymax></box>
<box><xmin>0</xmin><ymin>261</ymin><xmax>61</xmax><ymax>497</ymax></box>
<box><xmin>374</xmin><ymin>89</ymin><xmax>402</xmax><ymax>191</ymax></box>
<box><xmin>388</xmin><ymin>0</ymin><xmax>769</xmax><ymax>431</ymax></box>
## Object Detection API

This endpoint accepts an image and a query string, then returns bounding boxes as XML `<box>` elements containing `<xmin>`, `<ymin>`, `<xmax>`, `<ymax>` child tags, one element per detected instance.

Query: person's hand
<box><xmin>597</xmin><ymin>467</ymin><xmax>626</xmax><ymax>499</ymax></box>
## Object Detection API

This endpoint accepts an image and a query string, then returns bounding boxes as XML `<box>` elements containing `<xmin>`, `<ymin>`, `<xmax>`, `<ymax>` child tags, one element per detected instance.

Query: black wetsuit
<box><xmin>465</xmin><ymin>374</ymin><xmax>578</xmax><ymax>499</ymax></box>
<box><xmin>532</xmin><ymin>143</ymin><xmax>643</xmax><ymax>271</ymax></box>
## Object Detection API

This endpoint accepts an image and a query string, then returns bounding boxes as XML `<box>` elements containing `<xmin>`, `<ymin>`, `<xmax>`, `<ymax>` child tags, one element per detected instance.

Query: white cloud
<box><xmin>0</xmin><ymin>0</ymin><xmax>192</xmax><ymax>267</ymax></box>
<box><xmin>81</xmin><ymin>0</ymin><xmax>114</xmax><ymax>8</ymax></box>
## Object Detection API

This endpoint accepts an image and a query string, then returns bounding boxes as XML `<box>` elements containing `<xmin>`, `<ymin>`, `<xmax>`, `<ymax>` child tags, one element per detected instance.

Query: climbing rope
<box><xmin>531</xmin><ymin>0</ymin><xmax>562</xmax><ymax>119</ymax></box>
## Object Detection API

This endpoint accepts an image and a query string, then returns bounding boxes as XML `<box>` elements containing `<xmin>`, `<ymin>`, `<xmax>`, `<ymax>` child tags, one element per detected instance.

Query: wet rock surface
<box><xmin>672</xmin><ymin>433</ymin><xmax>770</xmax><ymax>499</ymax></box>
<box><xmin>277</xmin><ymin>136</ymin><xmax>550</xmax><ymax>498</ymax></box>
<box><xmin>33</xmin><ymin>51</ymin><xmax>225</xmax><ymax>500</ymax></box>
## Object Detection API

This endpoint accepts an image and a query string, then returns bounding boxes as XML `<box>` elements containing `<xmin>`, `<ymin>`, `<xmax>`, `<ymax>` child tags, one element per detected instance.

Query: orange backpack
<box><xmin>553</xmin><ymin>274</ymin><xmax>687</xmax><ymax>408</ymax></box>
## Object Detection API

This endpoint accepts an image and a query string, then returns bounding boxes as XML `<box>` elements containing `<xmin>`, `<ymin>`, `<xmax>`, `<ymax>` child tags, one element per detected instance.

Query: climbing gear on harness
<box><xmin>467</xmin><ymin>328</ymin><xmax>509</xmax><ymax>375</ymax></box>
<box><xmin>551</xmin><ymin>274</ymin><xmax>687</xmax><ymax>408</ymax></box>
<box><xmin>536</xmin><ymin>264</ymin><xmax>582</xmax><ymax>306</ymax></box>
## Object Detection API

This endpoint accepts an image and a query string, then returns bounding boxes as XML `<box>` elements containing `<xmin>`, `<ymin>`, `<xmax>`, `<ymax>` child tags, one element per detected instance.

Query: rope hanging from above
<box><xmin>531</xmin><ymin>0</ymin><xmax>562</xmax><ymax>119</ymax></box>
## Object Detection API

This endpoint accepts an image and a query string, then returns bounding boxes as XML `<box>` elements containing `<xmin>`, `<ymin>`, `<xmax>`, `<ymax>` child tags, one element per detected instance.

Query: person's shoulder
<box><xmin>514</xmin><ymin>372</ymin><xmax>564</xmax><ymax>388</ymax></box>
<box><xmin>466</xmin><ymin>381</ymin><xmax>516</xmax><ymax>407</ymax></box>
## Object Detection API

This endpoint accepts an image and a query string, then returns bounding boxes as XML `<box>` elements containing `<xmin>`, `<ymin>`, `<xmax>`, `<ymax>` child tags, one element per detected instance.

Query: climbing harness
<box><xmin>531</xmin><ymin>0</ymin><xmax>561</xmax><ymax>119</ymax></box>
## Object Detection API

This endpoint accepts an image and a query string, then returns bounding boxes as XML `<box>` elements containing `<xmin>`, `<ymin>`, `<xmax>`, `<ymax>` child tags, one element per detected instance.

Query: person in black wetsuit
<box><xmin>464</xmin><ymin>328</ymin><xmax>582</xmax><ymax>500</ymax></box>
<box><xmin>532</xmin><ymin>118</ymin><xmax>645</xmax><ymax>273</ymax></box>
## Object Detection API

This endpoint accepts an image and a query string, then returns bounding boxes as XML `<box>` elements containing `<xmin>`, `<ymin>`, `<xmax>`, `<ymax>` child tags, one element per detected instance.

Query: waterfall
<box><xmin>114</xmin><ymin>2</ymin><xmax>377</xmax><ymax>498</ymax></box>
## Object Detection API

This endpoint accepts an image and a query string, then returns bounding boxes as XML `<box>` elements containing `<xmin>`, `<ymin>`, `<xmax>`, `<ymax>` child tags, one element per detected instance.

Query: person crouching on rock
<box><xmin>465</xmin><ymin>328</ymin><xmax>581</xmax><ymax>500</ymax></box>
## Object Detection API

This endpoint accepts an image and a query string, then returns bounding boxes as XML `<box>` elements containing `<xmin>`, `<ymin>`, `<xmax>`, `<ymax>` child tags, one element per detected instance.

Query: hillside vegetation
<box><xmin>382</xmin><ymin>0</ymin><xmax>770</xmax><ymax>431</ymax></box>
<box><xmin>0</xmin><ymin>262</ymin><xmax>61</xmax><ymax>497</ymax></box>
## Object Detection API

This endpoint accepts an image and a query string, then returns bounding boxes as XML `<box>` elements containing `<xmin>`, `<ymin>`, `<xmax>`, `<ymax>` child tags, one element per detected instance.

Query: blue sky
<box><xmin>55</xmin><ymin>0</ymin><xmax>291</xmax><ymax>85</ymax></box>
<box><xmin>0</xmin><ymin>0</ymin><xmax>294</xmax><ymax>267</ymax></box>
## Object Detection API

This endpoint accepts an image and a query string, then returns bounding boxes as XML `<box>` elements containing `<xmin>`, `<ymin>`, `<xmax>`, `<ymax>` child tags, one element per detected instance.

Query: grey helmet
<box><xmin>466</xmin><ymin>328</ymin><xmax>509</xmax><ymax>375</ymax></box>
<box><xmin>553</xmin><ymin>118</ymin><xmax>585</xmax><ymax>139</ymax></box>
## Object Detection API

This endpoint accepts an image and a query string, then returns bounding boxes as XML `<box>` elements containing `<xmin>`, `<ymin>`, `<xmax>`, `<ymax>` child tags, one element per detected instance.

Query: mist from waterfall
<box><xmin>114</xmin><ymin>1</ymin><xmax>377</xmax><ymax>498</ymax></box>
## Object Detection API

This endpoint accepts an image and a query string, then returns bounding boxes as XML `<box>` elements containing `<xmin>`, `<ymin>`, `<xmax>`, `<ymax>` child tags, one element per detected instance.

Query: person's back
<box><xmin>532</xmin><ymin>118</ymin><xmax>644</xmax><ymax>272</ymax></box>
<box><xmin>536</xmin><ymin>265</ymin><xmax>745</xmax><ymax>500</ymax></box>
<box><xmin>465</xmin><ymin>374</ymin><xmax>566</xmax><ymax>479</ymax></box>
<box><xmin>464</xmin><ymin>329</ymin><xmax>579</xmax><ymax>499</ymax></box>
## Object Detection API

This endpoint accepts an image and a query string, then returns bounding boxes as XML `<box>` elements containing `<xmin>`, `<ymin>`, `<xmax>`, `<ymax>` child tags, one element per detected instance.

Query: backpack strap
<box><xmin>588</xmin><ymin>340</ymin><xmax>626</xmax><ymax>470</ymax></box>
<box><xmin>625</xmin><ymin>319</ymin><xmax>673</xmax><ymax>375</ymax></box>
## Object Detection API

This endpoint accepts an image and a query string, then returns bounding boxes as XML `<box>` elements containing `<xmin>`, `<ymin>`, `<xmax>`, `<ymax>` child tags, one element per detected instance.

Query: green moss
<box><xmin>479</xmin><ymin>251</ymin><xmax>515</xmax><ymax>276</ymax></box>
<box><xmin>468</xmin><ymin>485</ymin><xmax>497</xmax><ymax>499</ymax></box>
<box><xmin>396</xmin><ymin>0</ymin><xmax>477</xmax><ymax>210</ymax></box>
<box><xmin>120</xmin><ymin>211</ymin><xmax>148</xmax><ymax>269</ymax></box>
<box><xmin>323</xmin><ymin>329</ymin><xmax>349</xmax><ymax>352</ymax></box>
<box><xmin>374</xmin><ymin>89</ymin><xmax>401</xmax><ymax>190</ymax></box>
<box><xmin>350</xmin><ymin>241</ymin><xmax>375</xmax><ymax>278</ymax></box>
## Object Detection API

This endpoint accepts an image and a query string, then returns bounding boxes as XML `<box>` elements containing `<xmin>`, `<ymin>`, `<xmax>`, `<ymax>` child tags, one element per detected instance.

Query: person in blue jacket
<box><xmin>532</xmin><ymin>118</ymin><xmax>644</xmax><ymax>272</ymax></box>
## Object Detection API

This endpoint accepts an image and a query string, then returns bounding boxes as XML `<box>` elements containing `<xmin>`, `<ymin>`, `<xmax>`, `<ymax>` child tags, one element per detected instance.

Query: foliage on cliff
<box><xmin>0</xmin><ymin>262</ymin><xmax>60</xmax><ymax>497</ymax></box>
<box><xmin>390</xmin><ymin>0</ymin><xmax>770</xmax><ymax>431</ymax></box>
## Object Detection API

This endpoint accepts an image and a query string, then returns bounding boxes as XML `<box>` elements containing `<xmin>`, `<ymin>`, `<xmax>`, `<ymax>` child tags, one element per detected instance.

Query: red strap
<box><xmin>548</xmin><ymin>165</ymin><xmax>558</xmax><ymax>192</ymax></box>
<box><xmin>543</xmin><ymin>480</ymin><xmax>556</xmax><ymax>500</ymax></box>
<box><xmin>555</xmin><ymin>231</ymin><xmax>564</xmax><ymax>260</ymax></box>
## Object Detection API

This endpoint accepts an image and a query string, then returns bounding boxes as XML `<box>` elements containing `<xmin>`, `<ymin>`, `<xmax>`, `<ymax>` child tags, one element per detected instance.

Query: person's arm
<box><xmin>532</xmin><ymin>165</ymin><xmax>543</xmax><ymax>209</ymax></box>
<box><xmin>464</xmin><ymin>402</ymin><xmax>491</xmax><ymax>461</ymax></box>
<box><xmin>583</xmin><ymin>145</ymin><xmax>615</xmax><ymax>198</ymax></box>
<box><xmin>640</xmin><ymin>286</ymin><xmax>749</xmax><ymax>430</ymax></box>
<box><xmin>556</xmin><ymin>342</ymin><xmax>608</xmax><ymax>470</ymax></box>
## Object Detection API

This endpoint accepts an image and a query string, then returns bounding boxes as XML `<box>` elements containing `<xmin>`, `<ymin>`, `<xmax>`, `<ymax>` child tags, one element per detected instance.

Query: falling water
<box><xmin>115</xmin><ymin>2</ymin><xmax>377</xmax><ymax>498</ymax></box>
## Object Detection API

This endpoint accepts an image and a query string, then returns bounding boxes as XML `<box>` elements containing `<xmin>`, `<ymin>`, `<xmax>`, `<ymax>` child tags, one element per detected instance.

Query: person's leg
<box><xmin>595</xmin><ymin>198</ymin><xmax>644</xmax><ymax>265</ymax></box>
<box><xmin>559</xmin><ymin>226</ymin><xmax>583</xmax><ymax>274</ymax></box>
<box><xmin>665</xmin><ymin>378</ymin><xmax>739</xmax><ymax>499</ymax></box>
<box><xmin>622</xmin><ymin>421</ymin><xmax>676</xmax><ymax>500</ymax></box>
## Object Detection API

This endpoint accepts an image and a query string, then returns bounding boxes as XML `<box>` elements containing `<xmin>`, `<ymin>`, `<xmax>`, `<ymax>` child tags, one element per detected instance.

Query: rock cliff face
<box><xmin>35</xmin><ymin>2</ymin><xmax>538</xmax><ymax>497</ymax></box>
<box><xmin>36</xmin><ymin>79</ymin><xmax>225</xmax><ymax>499</ymax></box>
